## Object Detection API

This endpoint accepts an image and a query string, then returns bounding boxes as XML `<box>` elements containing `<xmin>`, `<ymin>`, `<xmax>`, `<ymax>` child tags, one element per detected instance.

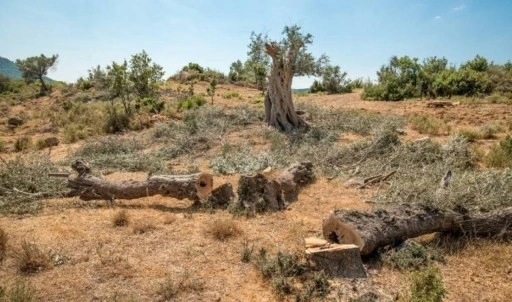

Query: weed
<box><xmin>479</xmin><ymin>123</ymin><xmax>501</xmax><ymax>139</ymax></box>
<box><xmin>7</xmin><ymin>279</ymin><xmax>37</xmax><ymax>302</ymax></box>
<box><xmin>205</xmin><ymin>218</ymin><xmax>242</xmax><ymax>241</ymax></box>
<box><xmin>408</xmin><ymin>114</ymin><xmax>449</xmax><ymax>136</ymax></box>
<box><xmin>486</xmin><ymin>136</ymin><xmax>512</xmax><ymax>168</ymax></box>
<box><xmin>240</xmin><ymin>239</ymin><xmax>253</xmax><ymax>263</ymax></box>
<box><xmin>0</xmin><ymin>227</ymin><xmax>7</xmax><ymax>264</ymax></box>
<box><xmin>222</xmin><ymin>91</ymin><xmax>241</xmax><ymax>99</ymax></box>
<box><xmin>457</xmin><ymin>129</ymin><xmax>481</xmax><ymax>142</ymax></box>
<box><xmin>156</xmin><ymin>270</ymin><xmax>205</xmax><ymax>301</ymax></box>
<box><xmin>132</xmin><ymin>221</ymin><xmax>156</xmax><ymax>234</ymax></box>
<box><xmin>112</xmin><ymin>210</ymin><xmax>129</xmax><ymax>227</ymax></box>
<box><xmin>14</xmin><ymin>136</ymin><xmax>32</xmax><ymax>152</ymax></box>
<box><xmin>13</xmin><ymin>240</ymin><xmax>52</xmax><ymax>273</ymax></box>
<box><xmin>410</xmin><ymin>265</ymin><xmax>447</xmax><ymax>302</ymax></box>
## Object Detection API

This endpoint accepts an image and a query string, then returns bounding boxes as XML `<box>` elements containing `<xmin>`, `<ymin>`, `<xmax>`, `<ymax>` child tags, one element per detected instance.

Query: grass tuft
<box><xmin>205</xmin><ymin>218</ymin><xmax>242</xmax><ymax>241</ymax></box>
<box><xmin>112</xmin><ymin>210</ymin><xmax>129</xmax><ymax>227</ymax></box>
<box><xmin>13</xmin><ymin>240</ymin><xmax>52</xmax><ymax>274</ymax></box>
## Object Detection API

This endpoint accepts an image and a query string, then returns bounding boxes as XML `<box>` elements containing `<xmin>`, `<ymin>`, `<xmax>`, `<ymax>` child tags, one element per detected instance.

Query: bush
<box><xmin>410</xmin><ymin>266</ymin><xmax>447</xmax><ymax>302</ymax></box>
<box><xmin>177</xmin><ymin>95</ymin><xmax>206</xmax><ymax>111</ymax></box>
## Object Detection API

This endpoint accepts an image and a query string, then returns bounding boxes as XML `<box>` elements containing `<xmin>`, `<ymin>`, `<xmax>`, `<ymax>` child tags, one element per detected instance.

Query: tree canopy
<box><xmin>15</xmin><ymin>54</ymin><xmax>58</xmax><ymax>93</ymax></box>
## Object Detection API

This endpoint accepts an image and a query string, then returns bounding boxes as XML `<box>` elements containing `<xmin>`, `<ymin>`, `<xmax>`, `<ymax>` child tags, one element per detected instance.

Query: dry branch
<box><xmin>323</xmin><ymin>204</ymin><xmax>512</xmax><ymax>256</ymax></box>
<box><xmin>67</xmin><ymin>159</ymin><xmax>213</xmax><ymax>201</ymax></box>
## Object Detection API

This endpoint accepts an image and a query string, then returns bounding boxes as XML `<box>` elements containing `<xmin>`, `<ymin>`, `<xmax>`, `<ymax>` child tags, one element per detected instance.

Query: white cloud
<box><xmin>453</xmin><ymin>4</ymin><xmax>466</xmax><ymax>11</ymax></box>
<box><xmin>434</xmin><ymin>15</ymin><xmax>442</xmax><ymax>20</ymax></box>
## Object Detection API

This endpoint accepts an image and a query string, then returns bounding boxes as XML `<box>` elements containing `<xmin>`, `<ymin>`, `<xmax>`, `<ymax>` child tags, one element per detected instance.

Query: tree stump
<box><xmin>305</xmin><ymin>237</ymin><xmax>366</xmax><ymax>278</ymax></box>
<box><xmin>323</xmin><ymin>204</ymin><xmax>512</xmax><ymax>256</ymax></box>
<box><xmin>204</xmin><ymin>183</ymin><xmax>235</xmax><ymax>209</ymax></box>
<box><xmin>67</xmin><ymin>159</ymin><xmax>213</xmax><ymax>201</ymax></box>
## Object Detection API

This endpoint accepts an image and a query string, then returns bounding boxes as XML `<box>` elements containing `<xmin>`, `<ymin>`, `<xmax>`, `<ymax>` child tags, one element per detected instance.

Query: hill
<box><xmin>0</xmin><ymin>56</ymin><xmax>23</xmax><ymax>79</ymax></box>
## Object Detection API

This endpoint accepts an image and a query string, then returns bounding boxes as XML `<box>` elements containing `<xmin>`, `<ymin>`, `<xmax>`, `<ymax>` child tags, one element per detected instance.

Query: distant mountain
<box><xmin>0</xmin><ymin>56</ymin><xmax>23</xmax><ymax>79</ymax></box>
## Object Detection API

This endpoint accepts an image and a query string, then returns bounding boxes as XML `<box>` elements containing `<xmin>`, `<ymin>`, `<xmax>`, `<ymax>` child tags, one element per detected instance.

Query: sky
<box><xmin>1</xmin><ymin>0</ymin><xmax>511</xmax><ymax>88</ymax></box>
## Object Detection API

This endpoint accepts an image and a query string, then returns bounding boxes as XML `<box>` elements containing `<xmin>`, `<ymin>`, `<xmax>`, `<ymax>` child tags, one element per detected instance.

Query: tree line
<box><xmin>362</xmin><ymin>55</ymin><xmax>512</xmax><ymax>101</ymax></box>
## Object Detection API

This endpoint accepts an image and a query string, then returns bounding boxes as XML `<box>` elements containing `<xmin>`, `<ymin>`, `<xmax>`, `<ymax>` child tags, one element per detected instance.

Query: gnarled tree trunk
<box><xmin>264</xmin><ymin>43</ymin><xmax>308</xmax><ymax>132</ymax></box>
<box><xmin>323</xmin><ymin>204</ymin><xmax>512</xmax><ymax>256</ymax></box>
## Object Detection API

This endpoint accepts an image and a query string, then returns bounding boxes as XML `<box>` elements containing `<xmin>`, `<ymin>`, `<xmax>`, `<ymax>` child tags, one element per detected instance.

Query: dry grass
<box><xmin>156</xmin><ymin>270</ymin><xmax>205</xmax><ymax>301</ymax></box>
<box><xmin>205</xmin><ymin>218</ymin><xmax>242</xmax><ymax>241</ymax></box>
<box><xmin>13</xmin><ymin>240</ymin><xmax>52</xmax><ymax>274</ymax></box>
<box><xmin>5</xmin><ymin>278</ymin><xmax>37</xmax><ymax>302</ymax></box>
<box><xmin>112</xmin><ymin>210</ymin><xmax>129</xmax><ymax>227</ymax></box>
<box><xmin>0</xmin><ymin>227</ymin><xmax>7</xmax><ymax>264</ymax></box>
<box><xmin>132</xmin><ymin>221</ymin><xmax>157</xmax><ymax>234</ymax></box>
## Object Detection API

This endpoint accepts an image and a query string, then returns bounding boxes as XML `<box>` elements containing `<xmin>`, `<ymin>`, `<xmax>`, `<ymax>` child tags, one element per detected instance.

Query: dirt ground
<box><xmin>1</xmin><ymin>84</ymin><xmax>512</xmax><ymax>301</ymax></box>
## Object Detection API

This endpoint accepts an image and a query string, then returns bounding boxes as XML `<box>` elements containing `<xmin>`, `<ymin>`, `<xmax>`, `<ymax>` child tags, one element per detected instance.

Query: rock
<box><xmin>344</xmin><ymin>177</ymin><xmax>365</xmax><ymax>188</ymax></box>
<box><xmin>7</xmin><ymin>116</ymin><xmax>24</xmax><ymax>127</ymax></box>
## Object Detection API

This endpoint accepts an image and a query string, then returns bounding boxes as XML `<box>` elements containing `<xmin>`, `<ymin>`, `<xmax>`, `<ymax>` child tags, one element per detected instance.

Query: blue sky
<box><xmin>1</xmin><ymin>0</ymin><xmax>511</xmax><ymax>88</ymax></box>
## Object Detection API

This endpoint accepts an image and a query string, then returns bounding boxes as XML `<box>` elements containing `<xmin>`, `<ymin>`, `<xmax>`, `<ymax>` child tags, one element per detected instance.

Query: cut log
<box><xmin>306</xmin><ymin>241</ymin><xmax>367</xmax><ymax>278</ymax></box>
<box><xmin>237</xmin><ymin>162</ymin><xmax>315</xmax><ymax>212</ymax></box>
<box><xmin>67</xmin><ymin>159</ymin><xmax>213</xmax><ymax>201</ymax></box>
<box><xmin>323</xmin><ymin>204</ymin><xmax>512</xmax><ymax>256</ymax></box>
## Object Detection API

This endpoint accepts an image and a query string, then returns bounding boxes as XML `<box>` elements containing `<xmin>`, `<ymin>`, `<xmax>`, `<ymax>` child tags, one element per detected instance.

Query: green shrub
<box><xmin>410</xmin><ymin>266</ymin><xmax>447</xmax><ymax>302</ymax></box>
<box><xmin>408</xmin><ymin>114</ymin><xmax>449</xmax><ymax>136</ymax></box>
<box><xmin>177</xmin><ymin>95</ymin><xmax>206</xmax><ymax>111</ymax></box>
<box><xmin>381</xmin><ymin>241</ymin><xmax>444</xmax><ymax>271</ymax></box>
<box><xmin>486</xmin><ymin>136</ymin><xmax>512</xmax><ymax>168</ymax></box>
<box><xmin>222</xmin><ymin>91</ymin><xmax>241</xmax><ymax>99</ymax></box>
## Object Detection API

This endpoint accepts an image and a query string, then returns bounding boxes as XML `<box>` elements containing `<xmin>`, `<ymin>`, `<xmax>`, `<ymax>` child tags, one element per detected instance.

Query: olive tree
<box><xmin>263</xmin><ymin>25</ymin><xmax>328</xmax><ymax>132</ymax></box>
<box><xmin>15</xmin><ymin>54</ymin><xmax>58</xmax><ymax>94</ymax></box>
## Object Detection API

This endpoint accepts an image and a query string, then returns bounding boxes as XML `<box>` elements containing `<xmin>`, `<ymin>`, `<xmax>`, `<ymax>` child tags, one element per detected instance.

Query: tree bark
<box><xmin>322</xmin><ymin>204</ymin><xmax>512</xmax><ymax>256</ymax></box>
<box><xmin>237</xmin><ymin>161</ymin><xmax>314</xmax><ymax>211</ymax></box>
<box><xmin>67</xmin><ymin>159</ymin><xmax>213</xmax><ymax>201</ymax></box>
<box><xmin>263</xmin><ymin>43</ymin><xmax>308</xmax><ymax>132</ymax></box>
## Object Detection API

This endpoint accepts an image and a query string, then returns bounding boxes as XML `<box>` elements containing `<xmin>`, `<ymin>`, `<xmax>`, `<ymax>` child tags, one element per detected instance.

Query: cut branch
<box><xmin>323</xmin><ymin>204</ymin><xmax>512</xmax><ymax>256</ymax></box>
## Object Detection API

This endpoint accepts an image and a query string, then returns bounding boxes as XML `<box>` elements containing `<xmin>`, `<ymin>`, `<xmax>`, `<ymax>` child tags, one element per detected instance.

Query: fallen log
<box><xmin>323</xmin><ymin>204</ymin><xmax>512</xmax><ymax>256</ymax></box>
<box><xmin>426</xmin><ymin>101</ymin><xmax>455</xmax><ymax>108</ymax></box>
<box><xmin>237</xmin><ymin>161</ymin><xmax>315</xmax><ymax>211</ymax></box>
<box><xmin>67</xmin><ymin>159</ymin><xmax>213</xmax><ymax>201</ymax></box>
